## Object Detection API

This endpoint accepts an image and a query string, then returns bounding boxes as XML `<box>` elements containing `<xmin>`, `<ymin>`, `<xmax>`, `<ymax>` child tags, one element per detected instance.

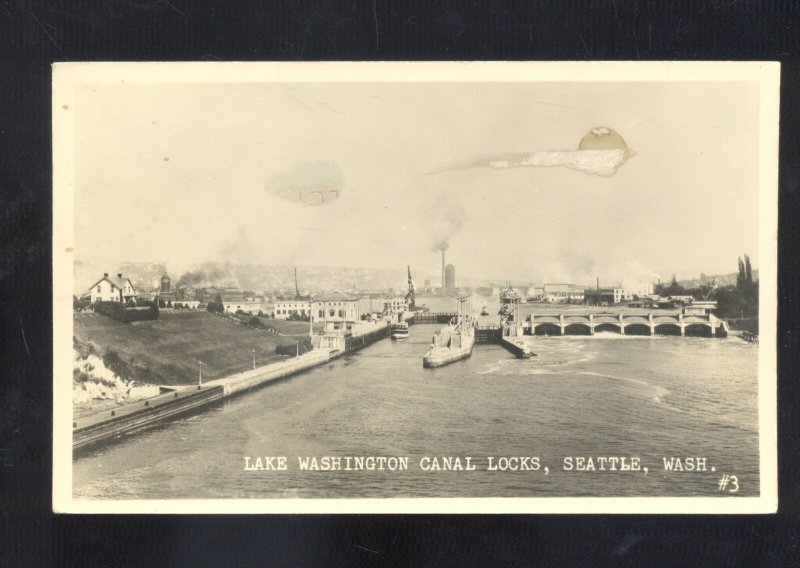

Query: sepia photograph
<box><xmin>52</xmin><ymin>62</ymin><xmax>778</xmax><ymax>513</ymax></box>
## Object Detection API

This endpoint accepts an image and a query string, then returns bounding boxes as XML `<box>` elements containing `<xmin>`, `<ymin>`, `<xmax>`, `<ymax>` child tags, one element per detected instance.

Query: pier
<box><xmin>499</xmin><ymin>323</ymin><xmax>536</xmax><ymax>358</ymax></box>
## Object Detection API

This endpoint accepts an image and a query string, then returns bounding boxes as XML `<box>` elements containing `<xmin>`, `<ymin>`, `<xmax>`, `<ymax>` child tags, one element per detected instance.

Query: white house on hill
<box><xmin>90</xmin><ymin>272</ymin><xmax>137</xmax><ymax>304</ymax></box>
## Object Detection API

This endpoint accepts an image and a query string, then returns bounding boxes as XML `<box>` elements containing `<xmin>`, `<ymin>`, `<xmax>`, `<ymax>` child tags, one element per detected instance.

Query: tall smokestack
<box><xmin>441</xmin><ymin>249</ymin><xmax>446</xmax><ymax>290</ymax></box>
<box><xmin>596</xmin><ymin>276</ymin><xmax>599</xmax><ymax>290</ymax></box>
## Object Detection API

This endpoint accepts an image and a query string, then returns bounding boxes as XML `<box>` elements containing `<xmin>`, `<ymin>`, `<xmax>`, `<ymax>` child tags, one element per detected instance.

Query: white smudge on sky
<box><xmin>488</xmin><ymin>149</ymin><xmax>636</xmax><ymax>177</ymax></box>
<box><xmin>438</xmin><ymin>148</ymin><xmax>636</xmax><ymax>177</ymax></box>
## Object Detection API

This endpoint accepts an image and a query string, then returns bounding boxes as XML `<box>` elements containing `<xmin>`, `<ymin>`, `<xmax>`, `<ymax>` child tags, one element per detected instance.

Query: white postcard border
<box><xmin>52</xmin><ymin>61</ymin><xmax>779</xmax><ymax>514</ymax></box>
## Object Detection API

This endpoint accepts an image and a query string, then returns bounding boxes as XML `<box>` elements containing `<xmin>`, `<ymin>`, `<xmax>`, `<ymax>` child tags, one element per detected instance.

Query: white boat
<box><xmin>391</xmin><ymin>322</ymin><xmax>409</xmax><ymax>339</ymax></box>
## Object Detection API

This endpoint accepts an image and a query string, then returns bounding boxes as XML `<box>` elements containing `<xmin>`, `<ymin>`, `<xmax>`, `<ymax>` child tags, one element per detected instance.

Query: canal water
<box><xmin>73</xmin><ymin>322</ymin><xmax>760</xmax><ymax>499</ymax></box>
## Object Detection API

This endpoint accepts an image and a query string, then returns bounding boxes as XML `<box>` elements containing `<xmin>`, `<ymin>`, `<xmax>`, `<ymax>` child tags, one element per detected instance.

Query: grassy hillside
<box><xmin>74</xmin><ymin>311</ymin><xmax>319</xmax><ymax>386</ymax></box>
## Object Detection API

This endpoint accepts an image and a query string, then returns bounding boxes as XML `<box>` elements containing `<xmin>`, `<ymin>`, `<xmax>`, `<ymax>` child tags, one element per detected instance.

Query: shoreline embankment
<box><xmin>73</xmin><ymin>321</ymin><xmax>390</xmax><ymax>453</ymax></box>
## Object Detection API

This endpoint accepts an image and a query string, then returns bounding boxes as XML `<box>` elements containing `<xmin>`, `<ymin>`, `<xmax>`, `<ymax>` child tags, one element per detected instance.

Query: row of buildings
<box><xmin>494</xmin><ymin>282</ymin><xmax>655</xmax><ymax>305</ymax></box>
<box><xmin>86</xmin><ymin>271</ymin><xmax>410</xmax><ymax>321</ymax></box>
<box><xmin>88</xmin><ymin>270</ymin><xmax>666</xmax><ymax>316</ymax></box>
<box><xmin>272</xmin><ymin>295</ymin><xmax>410</xmax><ymax>321</ymax></box>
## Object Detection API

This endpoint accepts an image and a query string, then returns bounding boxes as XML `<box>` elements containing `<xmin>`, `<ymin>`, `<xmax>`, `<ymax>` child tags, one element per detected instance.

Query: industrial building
<box><xmin>444</xmin><ymin>264</ymin><xmax>456</xmax><ymax>294</ymax></box>
<box><xmin>567</xmin><ymin>287</ymin><xmax>585</xmax><ymax>303</ymax></box>
<box><xmin>273</xmin><ymin>299</ymin><xmax>312</xmax><ymax>319</ymax></box>
<box><xmin>584</xmin><ymin>287</ymin><xmax>627</xmax><ymax>306</ymax></box>
<box><xmin>543</xmin><ymin>283</ymin><xmax>570</xmax><ymax>302</ymax></box>
<box><xmin>313</xmin><ymin>294</ymin><xmax>359</xmax><ymax>325</ymax></box>
<box><xmin>356</xmin><ymin>296</ymin><xmax>408</xmax><ymax>318</ymax></box>
<box><xmin>684</xmin><ymin>301</ymin><xmax>718</xmax><ymax>315</ymax></box>
<box><xmin>157</xmin><ymin>272</ymin><xmax>179</xmax><ymax>303</ymax></box>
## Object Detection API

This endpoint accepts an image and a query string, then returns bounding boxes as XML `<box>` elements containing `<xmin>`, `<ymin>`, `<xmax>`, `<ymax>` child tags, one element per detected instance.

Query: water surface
<box><xmin>73</xmin><ymin>323</ymin><xmax>759</xmax><ymax>499</ymax></box>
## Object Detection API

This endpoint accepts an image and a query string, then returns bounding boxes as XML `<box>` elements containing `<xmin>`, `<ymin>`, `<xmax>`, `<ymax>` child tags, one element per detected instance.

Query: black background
<box><xmin>1</xmin><ymin>1</ymin><xmax>799</xmax><ymax>565</ymax></box>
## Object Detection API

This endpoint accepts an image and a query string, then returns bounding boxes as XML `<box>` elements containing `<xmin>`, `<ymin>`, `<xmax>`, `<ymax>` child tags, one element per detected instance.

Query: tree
<box><xmin>737</xmin><ymin>256</ymin><xmax>747</xmax><ymax>289</ymax></box>
<box><xmin>655</xmin><ymin>274</ymin><xmax>685</xmax><ymax>297</ymax></box>
<box><xmin>206</xmin><ymin>292</ymin><xmax>224</xmax><ymax>314</ymax></box>
<box><xmin>716</xmin><ymin>254</ymin><xmax>758</xmax><ymax>320</ymax></box>
<box><xmin>713</xmin><ymin>286</ymin><xmax>744</xmax><ymax>318</ymax></box>
<box><xmin>745</xmin><ymin>254</ymin><xmax>753</xmax><ymax>286</ymax></box>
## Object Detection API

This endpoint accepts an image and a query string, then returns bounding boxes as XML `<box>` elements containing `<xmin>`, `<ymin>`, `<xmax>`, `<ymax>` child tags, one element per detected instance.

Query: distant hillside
<box><xmin>74</xmin><ymin>261</ymin><xmax>416</xmax><ymax>295</ymax></box>
<box><xmin>77</xmin><ymin>259</ymin><xmax>748</xmax><ymax>297</ymax></box>
<box><xmin>73</xmin><ymin>311</ymin><xmax>315</xmax><ymax>386</ymax></box>
<box><xmin>677</xmin><ymin>269</ymin><xmax>759</xmax><ymax>289</ymax></box>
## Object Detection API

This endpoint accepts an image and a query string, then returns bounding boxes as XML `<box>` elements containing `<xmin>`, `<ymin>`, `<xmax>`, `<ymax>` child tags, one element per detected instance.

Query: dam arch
<box><xmin>654</xmin><ymin>323</ymin><xmax>681</xmax><ymax>336</ymax></box>
<box><xmin>624</xmin><ymin>323</ymin><xmax>651</xmax><ymax>336</ymax></box>
<box><xmin>534</xmin><ymin>323</ymin><xmax>562</xmax><ymax>336</ymax></box>
<box><xmin>684</xmin><ymin>323</ymin><xmax>713</xmax><ymax>337</ymax></box>
<box><xmin>563</xmin><ymin>323</ymin><xmax>592</xmax><ymax>335</ymax></box>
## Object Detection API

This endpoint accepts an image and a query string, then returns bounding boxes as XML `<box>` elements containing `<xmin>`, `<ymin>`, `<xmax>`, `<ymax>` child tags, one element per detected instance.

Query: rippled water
<box><xmin>73</xmin><ymin>323</ymin><xmax>759</xmax><ymax>499</ymax></box>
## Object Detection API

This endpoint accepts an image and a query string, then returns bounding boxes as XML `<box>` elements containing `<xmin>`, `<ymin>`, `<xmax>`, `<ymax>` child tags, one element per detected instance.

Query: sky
<box><xmin>73</xmin><ymin>78</ymin><xmax>760</xmax><ymax>287</ymax></box>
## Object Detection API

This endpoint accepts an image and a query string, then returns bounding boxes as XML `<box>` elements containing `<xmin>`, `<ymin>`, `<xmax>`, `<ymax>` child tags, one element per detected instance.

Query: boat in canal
<box><xmin>423</xmin><ymin>296</ymin><xmax>475</xmax><ymax>368</ymax></box>
<box><xmin>391</xmin><ymin>322</ymin><xmax>410</xmax><ymax>340</ymax></box>
<box><xmin>499</xmin><ymin>284</ymin><xmax>522</xmax><ymax>305</ymax></box>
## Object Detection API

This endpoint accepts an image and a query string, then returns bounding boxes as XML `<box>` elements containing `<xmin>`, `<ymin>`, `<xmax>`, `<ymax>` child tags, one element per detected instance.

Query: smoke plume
<box><xmin>427</xmin><ymin>195</ymin><xmax>467</xmax><ymax>253</ymax></box>
<box><xmin>175</xmin><ymin>267</ymin><xmax>224</xmax><ymax>289</ymax></box>
<box><xmin>218</xmin><ymin>226</ymin><xmax>261</xmax><ymax>265</ymax></box>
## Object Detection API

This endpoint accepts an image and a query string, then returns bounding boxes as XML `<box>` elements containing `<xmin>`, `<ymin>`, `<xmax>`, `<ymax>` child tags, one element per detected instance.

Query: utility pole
<box><xmin>198</xmin><ymin>360</ymin><xmax>205</xmax><ymax>386</ymax></box>
<box><xmin>252</xmin><ymin>348</ymin><xmax>256</xmax><ymax>370</ymax></box>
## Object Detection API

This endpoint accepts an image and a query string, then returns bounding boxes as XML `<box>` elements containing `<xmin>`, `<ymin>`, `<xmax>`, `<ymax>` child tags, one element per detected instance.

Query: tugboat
<box><xmin>423</xmin><ymin>296</ymin><xmax>475</xmax><ymax>368</ymax></box>
<box><xmin>391</xmin><ymin>321</ymin><xmax>410</xmax><ymax>340</ymax></box>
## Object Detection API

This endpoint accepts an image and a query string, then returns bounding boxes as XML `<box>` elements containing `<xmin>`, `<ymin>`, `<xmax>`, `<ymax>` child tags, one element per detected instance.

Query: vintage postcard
<box><xmin>52</xmin><ymin>62</ymin><xmax>778</xmax><ymax>513</ymax></box>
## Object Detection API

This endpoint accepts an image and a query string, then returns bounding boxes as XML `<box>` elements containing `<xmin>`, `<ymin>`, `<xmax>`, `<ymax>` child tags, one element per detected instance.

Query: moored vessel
<box><xmin>391</xmin><ymin>322</ymin><xmax>410</xmax><ymax>339</ymax></box>
<box><xmin>423</xmin><ymin>296</ymin><xmax>476</xmax><ymax>368</ymax></box>
<box><xmin>499</xmin><ymin>283</ymin><xmax>521</xmax><ymax>305</ymax></box>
